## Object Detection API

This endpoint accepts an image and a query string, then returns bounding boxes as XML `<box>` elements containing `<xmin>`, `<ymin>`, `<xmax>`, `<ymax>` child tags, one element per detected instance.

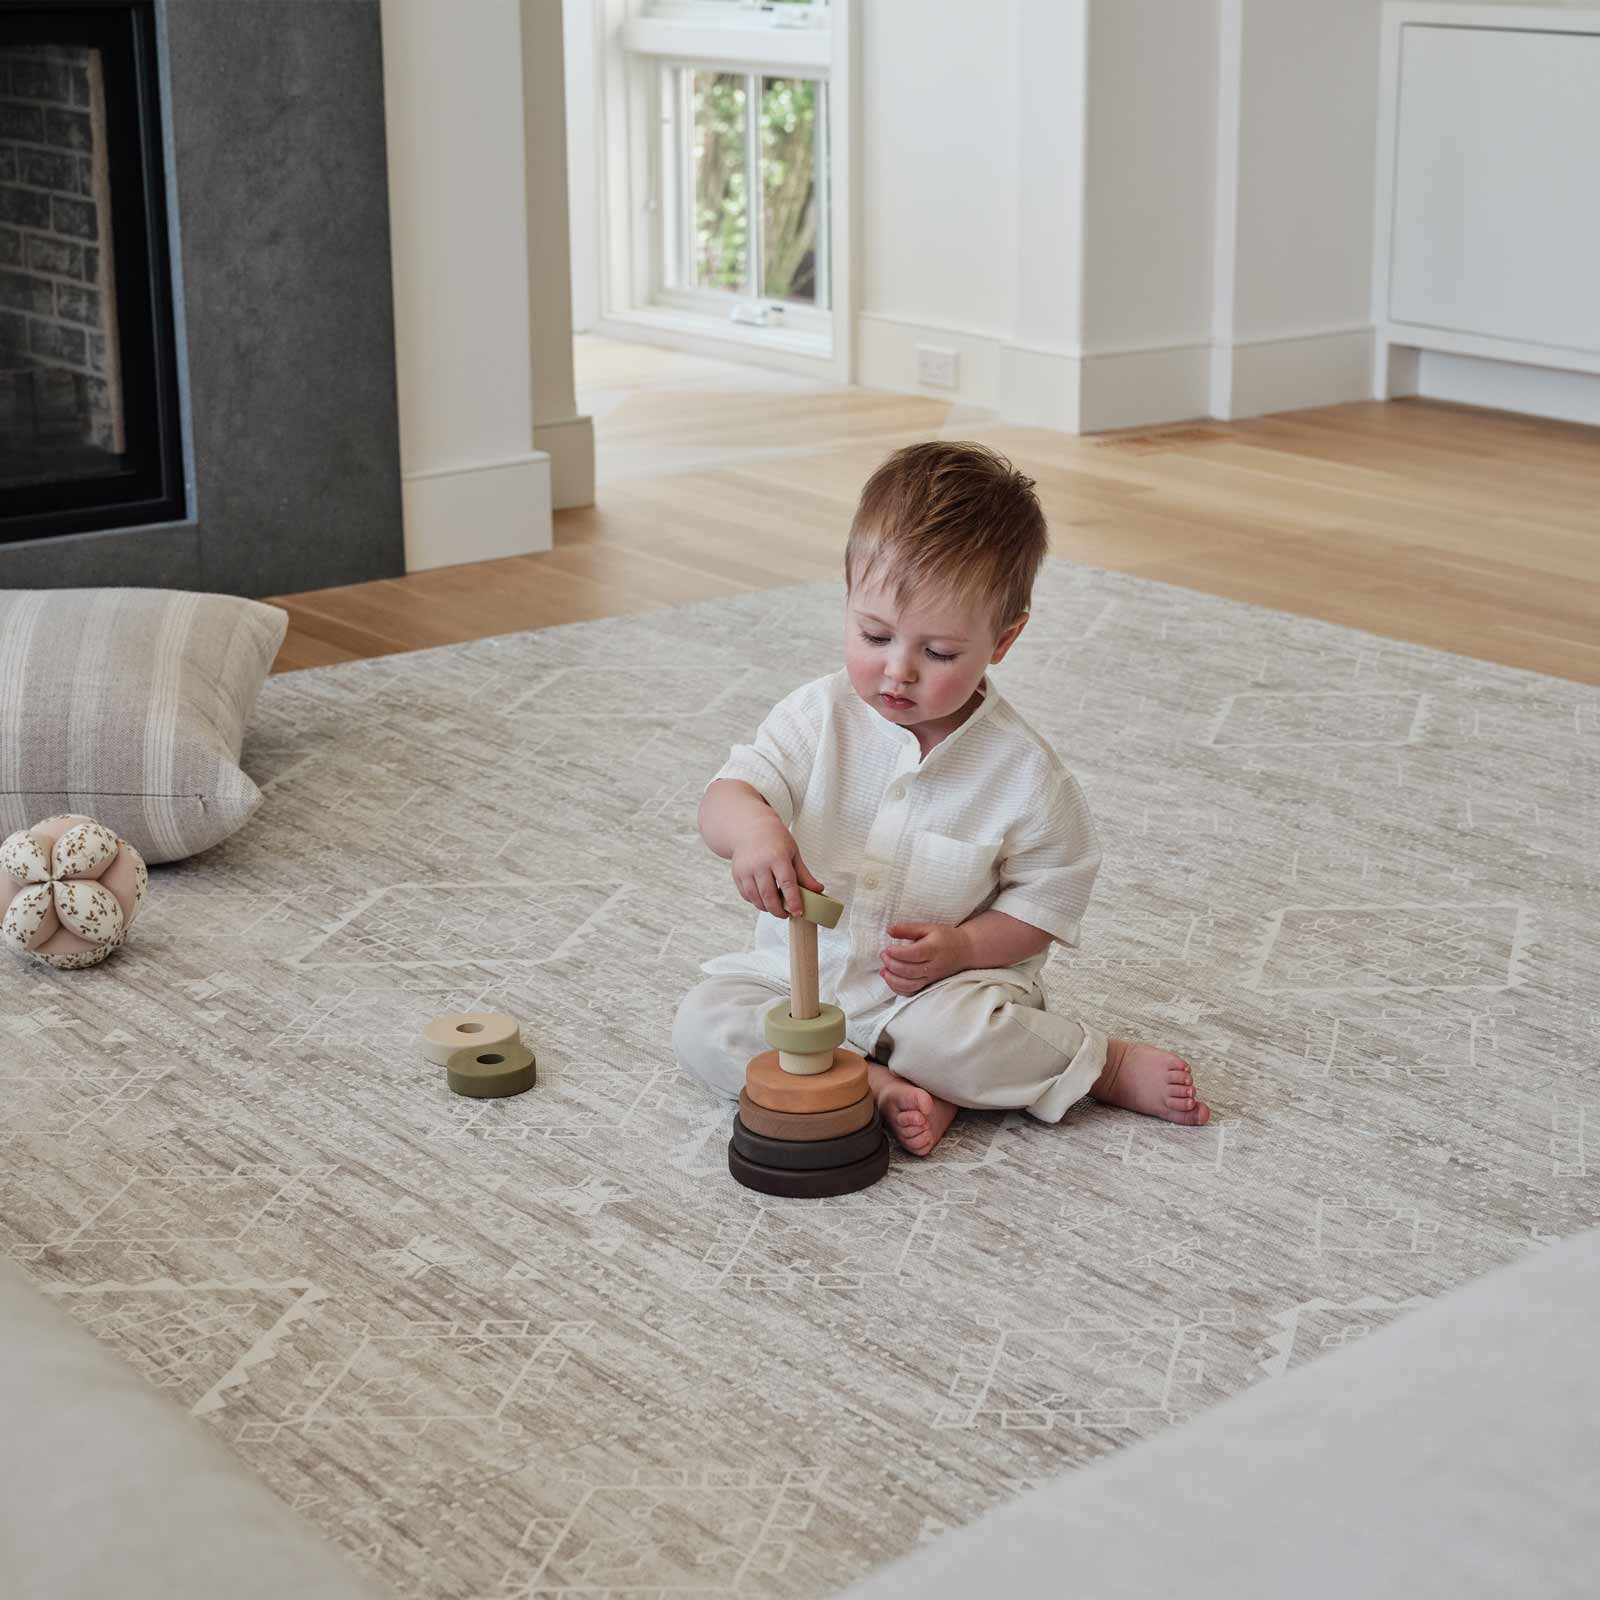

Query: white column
<box><xmin>523</xmin><ymin>0</ymin><xmax>595</xmax><ymax>511</ymax></box>
<box><xmin>381</xmin><ymin>0</ymin><xmax>553</xmax><ymax>571</ymax></box>
<box><xmin>1075</xmin><ymin>0</ymin><xmax>1220</xmax><ymax>432</ymax></box>
<box><xmin>1213</xmin><ymin>0</ymin><xmax>1381</xmax><ymax>420</ymax></box>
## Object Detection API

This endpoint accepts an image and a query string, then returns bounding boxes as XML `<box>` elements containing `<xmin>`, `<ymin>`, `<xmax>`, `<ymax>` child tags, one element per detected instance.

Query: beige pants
<box><xmin>672</xmin><ymin>968</ymin><xmax>1107</xmax><ymax>1123</ymax></box>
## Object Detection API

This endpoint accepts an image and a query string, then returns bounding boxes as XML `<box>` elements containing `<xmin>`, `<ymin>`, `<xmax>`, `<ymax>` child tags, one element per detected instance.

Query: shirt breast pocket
<box><xmin>905</xmin><ymin>832</ymin><xmax>1001</xmax><ymax>926</ymax></box>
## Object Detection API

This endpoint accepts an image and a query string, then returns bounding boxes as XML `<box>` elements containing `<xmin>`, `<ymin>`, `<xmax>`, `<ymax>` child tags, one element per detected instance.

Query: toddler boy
<box><xmin>672</xmin><ymin>442</ymin><xmax>1208</xmax><ymax>1156</ymax></box>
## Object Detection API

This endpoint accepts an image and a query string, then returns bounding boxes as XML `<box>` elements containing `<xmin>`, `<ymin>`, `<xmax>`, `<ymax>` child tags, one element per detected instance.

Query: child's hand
<box><xmin>879</xmin><ymin>921</ymin><xmax>972</xmax><ymax>996</ymax></box>
<box><xmin>730</xmin><ymin>818</ymin><xmax>825</xmax><ymax>919</ymax></box>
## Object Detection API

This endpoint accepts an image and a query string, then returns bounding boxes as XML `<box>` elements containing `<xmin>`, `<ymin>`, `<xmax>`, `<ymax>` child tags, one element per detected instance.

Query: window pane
<box><xmin>760</xmin><ymin>76</ymin><xmax>820</xmax><ymax>306</ymax></box>
<box><xmin>690</xmin><ymin>71</ymin><xmax>747</xmax><ymax>293</ymax></box>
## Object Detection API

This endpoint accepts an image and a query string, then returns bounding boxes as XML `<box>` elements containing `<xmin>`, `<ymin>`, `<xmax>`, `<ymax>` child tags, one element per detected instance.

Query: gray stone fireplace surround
<box><xmin>0</xmin><ymin>0</ymin><xmax>403</xmax><ymax>597</ymax></box>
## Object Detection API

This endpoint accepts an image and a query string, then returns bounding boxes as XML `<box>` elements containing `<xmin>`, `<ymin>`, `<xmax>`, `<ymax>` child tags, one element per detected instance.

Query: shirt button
<box><xmin>888</xmin><ymin>784</ymin><xmax>906</xmax><ymax>802</ymax></box>
<box><xmin>863</xmin><ymin>873</ymin><xmax>880</xmax><ymax>891</ymax></box>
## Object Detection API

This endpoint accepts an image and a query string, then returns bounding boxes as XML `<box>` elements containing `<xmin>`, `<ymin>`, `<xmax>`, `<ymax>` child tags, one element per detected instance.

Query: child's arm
<box><xmin>879</xmin><ymin>909</ymin><xmax>1049</xmax><ymax>996</ymax></box>
<box><xmin>700</xmin><ymin>779</ymin><xmax>824</xmax><ymax>920</ymax></box>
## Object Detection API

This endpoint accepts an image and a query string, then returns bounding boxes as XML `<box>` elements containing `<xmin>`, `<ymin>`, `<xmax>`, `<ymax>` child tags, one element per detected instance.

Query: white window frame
<box><xmin>589</xmin><ymin>0</ymin><xmax>856</xmax><ymax>382</ymax></box>
<box><xmin>653</xmin><ymin>62</ymin><xmax>832</xmax><ymax>340</ymax></box>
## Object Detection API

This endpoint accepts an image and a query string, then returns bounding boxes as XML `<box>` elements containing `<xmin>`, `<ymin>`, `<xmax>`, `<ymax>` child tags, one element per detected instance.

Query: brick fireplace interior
<box><xmin>1</xmin><ymin>42</ymin><xmax>128</xmax><ymax>483</ymax></box>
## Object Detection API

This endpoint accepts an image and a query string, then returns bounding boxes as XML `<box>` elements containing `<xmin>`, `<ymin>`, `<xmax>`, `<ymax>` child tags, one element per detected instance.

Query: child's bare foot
<box><xmin>1090</xmin><ymin>1038</ymin><xmax>1210</xmax><ymax>1125</ymax></box>
<box><xmin>866</xmin><ymin>1062</ymin><xmax>958</xmax><ymax>1156</ymax></box>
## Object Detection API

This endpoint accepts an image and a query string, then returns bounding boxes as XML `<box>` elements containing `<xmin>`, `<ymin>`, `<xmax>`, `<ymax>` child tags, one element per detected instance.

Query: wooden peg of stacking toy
<box><xmin>726</xmin><ymin>886</ymin><xmax>891</xmax><ymax>1198</ymax></box>
<box><xmin>420</xmin><ymin>1012</ymin><xmax>536</xmax><ymax>1098</ymax></box>
<box><xmin>770</xmin><ymin>886</ymin><xmax>845</xmax><ymax>1075</ymax></box>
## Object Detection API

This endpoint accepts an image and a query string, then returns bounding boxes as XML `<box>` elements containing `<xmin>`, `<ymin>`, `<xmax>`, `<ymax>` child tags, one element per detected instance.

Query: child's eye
<box><xmin>861</xmin><ymin>632</ymin><xmax>890</xmax><ymax>646</ymax></box>
<box><xmin>926</xmin><ymin>649</ymin><xmax>958</xmax><ymax>663</ymax></box>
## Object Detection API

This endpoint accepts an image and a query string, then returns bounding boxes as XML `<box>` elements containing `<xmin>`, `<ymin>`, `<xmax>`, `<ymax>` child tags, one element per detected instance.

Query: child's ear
<box><xmin>990</xmin><ymin>612</ymin><xmax>1028</xmax><ymax>665</ymax></box>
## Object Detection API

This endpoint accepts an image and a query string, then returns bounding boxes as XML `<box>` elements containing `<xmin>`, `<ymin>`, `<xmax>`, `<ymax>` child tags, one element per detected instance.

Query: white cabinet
<box><xmin>1374</xmin><ymin>4</ymin><xmax>1600</xmax><ymax>391</ymax></box>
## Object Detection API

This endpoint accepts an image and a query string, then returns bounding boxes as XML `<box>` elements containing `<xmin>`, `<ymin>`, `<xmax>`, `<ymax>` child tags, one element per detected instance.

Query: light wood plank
<box><xmin>269</xmin><ymin>335</ymin><xmax>1600</xmax><ymax>686</ymax></box>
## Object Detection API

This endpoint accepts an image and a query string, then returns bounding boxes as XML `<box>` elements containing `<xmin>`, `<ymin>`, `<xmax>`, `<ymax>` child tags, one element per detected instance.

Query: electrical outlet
<box><xmin>915</xmin><ymin>345</ymin><xmax>959</xmax><ymax>390</ymax></box>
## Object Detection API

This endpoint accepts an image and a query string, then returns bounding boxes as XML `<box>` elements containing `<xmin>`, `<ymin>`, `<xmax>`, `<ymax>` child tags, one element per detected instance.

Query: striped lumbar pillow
<box><xmin>0</xmin><ymin>589</ymin><xmax>288</xmax><ymax>865</ymax></box>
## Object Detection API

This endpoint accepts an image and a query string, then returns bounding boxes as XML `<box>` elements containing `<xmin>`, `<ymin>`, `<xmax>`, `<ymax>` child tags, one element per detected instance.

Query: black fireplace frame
<box><xmin>1</xmin><ymin>0</ymin><xmax>186</xmax><ymax>545</ymax></box>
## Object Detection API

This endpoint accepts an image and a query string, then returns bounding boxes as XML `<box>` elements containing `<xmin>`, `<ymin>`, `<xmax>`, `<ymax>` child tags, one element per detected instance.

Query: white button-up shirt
<box><xmin>702</xmin><ymin>670</ymin><xmax>1101</xmax><ymax>1049</ymax></box>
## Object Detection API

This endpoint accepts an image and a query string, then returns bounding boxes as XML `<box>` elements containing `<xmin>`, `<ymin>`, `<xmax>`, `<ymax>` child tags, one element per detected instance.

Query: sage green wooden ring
<box><xmin>445</xmin><ymin>1041</ymin><xmax>536</xmax><ymax>1098</ymax></box>
<box><xmin>764</xmin><ymin>1000</ymin><xmax>846</xmax><ymax>1055</ymax></box>
<box><xmin>798</xmin><ymin>888</ymin><xmax>844</xmax><ymax>928</ymax></box>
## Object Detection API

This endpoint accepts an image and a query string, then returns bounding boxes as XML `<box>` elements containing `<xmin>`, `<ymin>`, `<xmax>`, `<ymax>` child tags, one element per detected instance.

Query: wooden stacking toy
<box><xmin>728</xmin><ymin>888</ymin><xmax>890</xmax><ymax>1198</ymax></box>
<box><xmin>421</xmin><ymin>1012</ymin><xmax>536</xmax><ymax>1098</ymax></box>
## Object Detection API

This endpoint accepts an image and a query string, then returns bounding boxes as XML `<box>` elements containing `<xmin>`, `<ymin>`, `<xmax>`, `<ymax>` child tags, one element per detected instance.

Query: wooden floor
<box><xmin>270</xmin><ymin>336</ymin><xmax>1600</xmax><ymax>685</ymax></box>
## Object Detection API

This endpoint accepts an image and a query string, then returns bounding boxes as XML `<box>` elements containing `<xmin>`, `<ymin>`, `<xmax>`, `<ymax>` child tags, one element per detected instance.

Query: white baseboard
<box><xmin>534</xmin><ymin>415</ymin><xmax>596</xmax><ymax>510</ymax></box>
<box><xmin>851</xmin><ymin>313</ymin><xmax>1600</xmax><ymax>433</ymax></box>
<box><xmin>860</xmin><ymin>312</ymin><xmax>1211</xmax><ymax>434</ymax></box>
<box><xmin>1416</xmin><ymin>350</ymin><xmax>1600</xmax><ymax>428</ymax></box>
<box><xmin>996</xmin><ymin>342</ymin><xmax>1081</xmax><ymax>433</ymax></box>
<box><xmin>1078</xmin><ymin>343</ymin><xmax>1212</xmax><ymax>433</ymax></box>
<box><xmin>1218</xmin><ymin>326</ymin><xmax>1375</xmax><ymax>420</ymax></box>
<box><xmin>402</xmin><ymin>451</ymin><xmax>553</xmax><ymax>573</ymax></box>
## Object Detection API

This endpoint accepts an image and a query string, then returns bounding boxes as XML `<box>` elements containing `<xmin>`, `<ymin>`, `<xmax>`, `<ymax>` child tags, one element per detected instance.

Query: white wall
<box><xmin>858</xmin><ymin>0</ymin><xmax>1380</xmax><ymax>432</ymax></box>
<box><xmin>382</xmin><ymin>0</ymin><xmax>552</xmax><ymax>569</ymax></box>
<box><xmin>856</xmin><ymin>0</ymin><xmax>1090</xmax><ymax>426</ymax></box>
<box><xmin>1230</xmin><ymin>0</ymin><xmax>1380</xmax><ymax>342</ymax></box>
<box><xmin>1081</xmin><ymin>0</ymin><xmax>1218</xmax><ymax>354</ymax></box>
<box><xmin>559</xmin><ymin>0</ymin><xmax>1599</xmax><ymax>433</ymax></box>
<box><xmin>524</xmin><ymin>0</ymin><xmax>595</xmax><ymax>509</ymax></box>
<box><xmin>1075</xmin><ymin>0</ymin><xmax>1219</xmax><ymax>429</ymax></box>
<box><xmin>564</xmin><ymin>0</ymin><xmax>600</xmax><ymax>334</ymax></box>
<box><xmin>1209</xmin><ymin>0</ymin><xmax>1381</xmax><ymax>419</ymax></box>
<box><xmin>1011</xmin><ymin>3</ymin><xmax>1087</xmax><ymax>358</ymax></box>
<box><xmin>858</xmin><ymin>1</ymin><xmax>1018</xmax><ymax>343</ymax></box>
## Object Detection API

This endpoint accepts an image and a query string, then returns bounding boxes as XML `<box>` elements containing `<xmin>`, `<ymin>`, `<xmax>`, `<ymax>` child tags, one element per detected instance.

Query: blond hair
<box><xmin>845</xmin><ymin>441</ymin><xmax>1047</xmax><ymax>632</ymax></box>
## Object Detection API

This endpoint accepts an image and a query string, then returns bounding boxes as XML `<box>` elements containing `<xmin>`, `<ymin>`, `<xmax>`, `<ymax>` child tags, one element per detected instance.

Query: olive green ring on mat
<box><xmin>445</xmin><ymin>1041</ymin><xmax>536</xmax><ymax>1098</ymax></box>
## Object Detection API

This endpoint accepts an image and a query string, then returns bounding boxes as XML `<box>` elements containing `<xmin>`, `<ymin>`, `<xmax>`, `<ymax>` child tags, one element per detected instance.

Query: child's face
<box><xmin>845</xmin><ymin>572</ymin><xmax>1026</xmax><ymax>736</ymax></box>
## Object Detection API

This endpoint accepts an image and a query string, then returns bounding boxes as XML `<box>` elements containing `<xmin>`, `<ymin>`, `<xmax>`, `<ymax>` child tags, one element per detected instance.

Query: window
<box><xmin>593</xmin><ymin>0</ymin><xmax>851</xmax><ymax>371</ymax></box>
<box><xmin>658</xmin><ymin>67</ymin><xmax>828</xmax><ymax>326</ymax></box>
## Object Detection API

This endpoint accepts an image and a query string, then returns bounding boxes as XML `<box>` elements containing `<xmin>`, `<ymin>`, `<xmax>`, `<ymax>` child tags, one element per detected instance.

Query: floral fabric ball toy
<box><xmin>1</xmin><ymin>814</ymin><xmax>149</xmax><ymax>970</ymax></box>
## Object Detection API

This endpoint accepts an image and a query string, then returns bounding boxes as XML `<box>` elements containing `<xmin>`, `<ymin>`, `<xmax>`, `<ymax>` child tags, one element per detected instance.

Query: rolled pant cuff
<box><xmin>1026</xmin><ymin>1024</ymin><xmax>1108</xmax><ymax>1124</ymax></box>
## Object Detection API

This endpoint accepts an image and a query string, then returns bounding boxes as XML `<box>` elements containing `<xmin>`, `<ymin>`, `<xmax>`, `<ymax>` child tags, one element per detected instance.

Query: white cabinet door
<box><xmin>1389</xmin><ymin>24</ymin><xmax>1600</xmax><ymax>355</ymax></box>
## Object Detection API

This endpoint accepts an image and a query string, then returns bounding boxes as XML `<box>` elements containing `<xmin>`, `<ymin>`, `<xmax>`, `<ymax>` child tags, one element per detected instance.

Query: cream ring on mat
<box><xmin>421</xmin><ymin>1012</ymin><xmax>522</xmax><ymax>1066</ymax></box>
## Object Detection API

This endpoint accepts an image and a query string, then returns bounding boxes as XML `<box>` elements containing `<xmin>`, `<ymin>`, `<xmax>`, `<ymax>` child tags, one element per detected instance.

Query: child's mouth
<box><xmin>881</xmin><ymin>693</ymin><xmax>915</xmax><ymax>711</ymax></box>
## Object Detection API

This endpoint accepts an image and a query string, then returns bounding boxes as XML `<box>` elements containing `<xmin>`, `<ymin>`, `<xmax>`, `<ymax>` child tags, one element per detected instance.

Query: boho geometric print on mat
<box><xmin>1</xmin><ymin>563</ymin><xmax>1596</xmax><ymax>1599</ymax></box>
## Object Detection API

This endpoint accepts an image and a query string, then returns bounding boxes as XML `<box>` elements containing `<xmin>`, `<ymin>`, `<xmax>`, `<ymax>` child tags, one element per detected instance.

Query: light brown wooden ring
<box><xmin>744</xmin><ymin>1048</ymin><xmax>868</xmax><ymax>1113</ymax></box>
<box><xmin>737</xmin><ymin>1089</ymin><xmax>875</xmax><ymax>1142</ymax></box>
